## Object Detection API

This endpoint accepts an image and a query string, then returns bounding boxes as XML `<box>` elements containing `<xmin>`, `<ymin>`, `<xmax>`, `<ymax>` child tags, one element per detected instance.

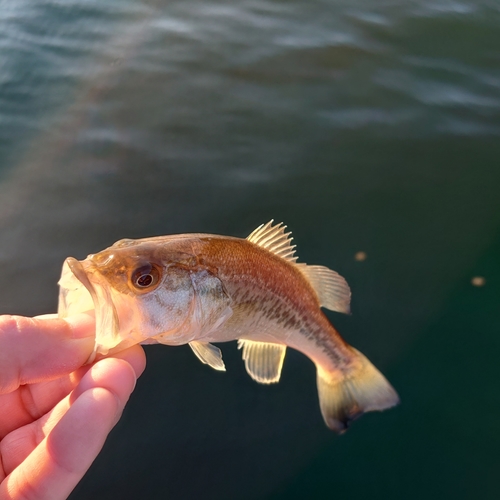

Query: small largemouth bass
<box><xmin>58</xmin><ymin>221</ymin><xmax>399</xmax><ymax>432</ymax></box>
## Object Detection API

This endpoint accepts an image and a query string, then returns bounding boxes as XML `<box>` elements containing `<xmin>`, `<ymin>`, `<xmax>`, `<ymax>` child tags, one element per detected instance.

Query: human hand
<box><xmin>0</xmin><ymin>313</ymin><xmax>146</xmax><ymax>499</ymax></box>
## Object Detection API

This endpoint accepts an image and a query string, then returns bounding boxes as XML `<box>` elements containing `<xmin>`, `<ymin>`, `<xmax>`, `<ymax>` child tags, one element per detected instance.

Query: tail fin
<box><xmin>316</xmin><ymin>348</ymin><xmax>399</xmax><ymax>433</ymax></box>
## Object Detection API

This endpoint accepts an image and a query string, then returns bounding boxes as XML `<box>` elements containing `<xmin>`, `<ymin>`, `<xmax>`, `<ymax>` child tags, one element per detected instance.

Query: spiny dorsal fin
<box><xmin>237</xmin><ymin>339</ymin><xmax>287</xmax><ymax>384</ymax></box>
<box><xmin>247</xmin><ymin>220</ymin><xmax>297</xmax><ymax>263</ymax></box>
<box><xmin>189</xmin><ymin>341</ymin><xmax>226</xmax><ymax>371</ymax></box>
<box><xmin>296</xmin><ymin>264</ymin><xmax>351</xmax><ymax>314</ymax></box>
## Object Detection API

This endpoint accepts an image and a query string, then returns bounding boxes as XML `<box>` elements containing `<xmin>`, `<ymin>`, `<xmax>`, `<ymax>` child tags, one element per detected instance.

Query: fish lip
<box><xmin>66</xmin><ymin>257</ymin><xmax>99</xmax><ymax>304</ymax></box>
<box><xmin>65</xmin><ymin>256</ymin><xmax>120</xmax><ymax>354</ymax></box>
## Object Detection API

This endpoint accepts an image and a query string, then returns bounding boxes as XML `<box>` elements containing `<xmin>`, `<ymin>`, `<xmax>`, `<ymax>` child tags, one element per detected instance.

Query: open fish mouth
<box><xmin>58</xmin><ymin>256</ymin><xmax>121</xmax><ymax>357</ymax></box>
<box><xmin>66</xmin><ymin>257</ymin><xmax>99</xmax><ymax>307</ymax></box>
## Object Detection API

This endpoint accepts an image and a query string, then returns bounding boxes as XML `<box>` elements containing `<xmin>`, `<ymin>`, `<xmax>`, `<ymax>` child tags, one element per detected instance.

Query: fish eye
<box><xmin>131</xmin><ymin>264</ymin><xmax>161</xmax><ymax>292</ymax></box>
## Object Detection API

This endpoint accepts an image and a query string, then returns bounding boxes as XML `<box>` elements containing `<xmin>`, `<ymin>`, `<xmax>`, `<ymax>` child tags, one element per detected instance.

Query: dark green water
<box><xmin>0</xmin><ymin>1</ymin><xmax>499</xmax><ymax>498</ymax></box>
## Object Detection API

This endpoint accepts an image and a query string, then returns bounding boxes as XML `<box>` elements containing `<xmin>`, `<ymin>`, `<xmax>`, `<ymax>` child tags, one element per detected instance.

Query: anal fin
<box><xmin>189</xmin><ymin>341</ymin><xmax>226</xmax><ymax>371</ymax></box>
<box><xmin>237</xmin><ymin>339</ymin><xmax>286</xmax><ymax>384</ymax></box>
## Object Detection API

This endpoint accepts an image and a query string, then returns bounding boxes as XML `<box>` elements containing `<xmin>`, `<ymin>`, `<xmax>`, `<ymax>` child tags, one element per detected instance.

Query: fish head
<box><xmin>58</xmin><ymin>236</ymin><xmax>232</xmax><ymax>357</ymax></box>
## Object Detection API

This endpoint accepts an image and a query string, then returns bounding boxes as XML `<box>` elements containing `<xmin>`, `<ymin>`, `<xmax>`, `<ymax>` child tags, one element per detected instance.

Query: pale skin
<box><xmin>0</xmin><ymin>313</ymin><xmax>146</xmax><ymax>500</ymax></box>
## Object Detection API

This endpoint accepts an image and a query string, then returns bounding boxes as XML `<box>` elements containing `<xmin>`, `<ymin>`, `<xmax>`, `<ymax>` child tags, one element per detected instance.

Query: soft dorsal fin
<box><xmin>247</xmin><ymin>220</ymin><xmax>297</xmax><ymax>262</ymax></box>
<box><xmin>237</xmin><ymin>339</ymin><xmax>287</xmax><ymax>384</ymax></box>
<box><xmin>189</xmin><ymin>341</ymin><xmax>226</xmax><ymax>371</ymax></box>
<box><xmin>296</xmin><ymin>264</ymin><xmax>351</xmax><ymax>314</ymax></box>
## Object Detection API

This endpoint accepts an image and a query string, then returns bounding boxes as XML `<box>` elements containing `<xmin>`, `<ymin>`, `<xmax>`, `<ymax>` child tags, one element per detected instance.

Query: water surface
<box><xmin>0</xmin><ymin>1</ymin><xmax>499</xmax><ymax>498</ymax></box>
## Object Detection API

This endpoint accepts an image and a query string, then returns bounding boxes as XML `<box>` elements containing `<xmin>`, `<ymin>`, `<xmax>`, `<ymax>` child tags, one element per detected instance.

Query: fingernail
<box><xmin>34</xmin><ymin>313</ymin><xmax>58</xmax><ymax>319</ymax></box>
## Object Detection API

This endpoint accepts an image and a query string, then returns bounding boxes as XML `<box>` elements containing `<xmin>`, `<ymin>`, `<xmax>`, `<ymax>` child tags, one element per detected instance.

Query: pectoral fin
<box><xmin>238</xmin><ymin>339</ymin><xmax>286</xmax><ymax>384</ymax></box>
<box><xmin>190</xmin><ymin>270</ymin><xmax>233</xmax><ymax>336</ymax></box>
<box><xmin>189</xmin><ymin>341</ymin><xmax>226</xmax><ymax>371</ymax></box>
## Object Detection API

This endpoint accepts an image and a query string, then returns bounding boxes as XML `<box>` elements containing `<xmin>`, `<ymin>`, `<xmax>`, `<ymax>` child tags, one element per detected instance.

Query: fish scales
<box><xmin>197</xmin><ymin>236</ymin><xmax>352</xmax><ymax>367</ymax></box>
<box><xmin>58</xmin><ymin>221</ymin><xmax>399</xmax><ymax>432</ymax></box>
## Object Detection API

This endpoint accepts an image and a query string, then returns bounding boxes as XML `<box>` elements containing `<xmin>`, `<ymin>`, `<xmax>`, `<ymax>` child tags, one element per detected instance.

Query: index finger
<box><xmin>0</xmin><ymin>314</ymin><xmax>95</xmax><ymax>394</ymax></box>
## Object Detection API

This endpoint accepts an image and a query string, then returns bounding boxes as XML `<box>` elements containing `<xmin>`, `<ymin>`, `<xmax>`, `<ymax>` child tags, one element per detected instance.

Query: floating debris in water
<box><xmin>471</xmin><ymin>276</ymin><xmax>485</xmax><ymax>287</ymax></box>
<box><xmin>354</xmin><ymin>251</ymin><xmax>367</xmax><ymax>261</ymax></box>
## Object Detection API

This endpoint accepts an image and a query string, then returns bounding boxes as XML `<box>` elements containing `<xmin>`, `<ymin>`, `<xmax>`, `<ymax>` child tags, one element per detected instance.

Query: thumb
<box><xmin>0</xmin><ymin>313</ymin><xmax>95</xmax><ymax>394</ymax></box>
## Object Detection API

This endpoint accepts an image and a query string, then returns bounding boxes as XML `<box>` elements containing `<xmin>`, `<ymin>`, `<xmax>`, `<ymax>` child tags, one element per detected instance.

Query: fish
<box><xmin>58</xmin><ymin>220</ymin><xmax>399</xmax><ymax>432</ymax></box>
